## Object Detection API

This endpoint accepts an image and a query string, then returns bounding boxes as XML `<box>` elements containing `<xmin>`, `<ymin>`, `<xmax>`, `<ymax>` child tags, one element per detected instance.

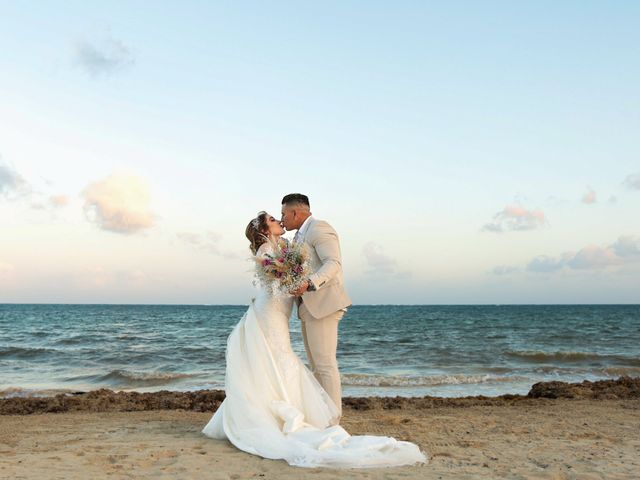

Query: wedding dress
<box><xmin>201</xmin><ymin>243</ymin><xmax>427</xmax><ymax>468</ymax></box>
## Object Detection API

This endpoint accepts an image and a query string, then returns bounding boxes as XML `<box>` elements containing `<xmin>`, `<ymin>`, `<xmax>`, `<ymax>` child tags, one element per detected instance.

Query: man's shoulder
<box><xmin>308</xmin><ymin>218</ymin><xmax>338</xmax><ymax>236</ymax></box>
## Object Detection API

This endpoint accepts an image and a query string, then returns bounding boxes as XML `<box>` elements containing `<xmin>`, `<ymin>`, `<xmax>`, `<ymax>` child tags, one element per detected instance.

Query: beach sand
<box><xmin>1</xmin><ymin>378</ymin><xmax>639</xmax><ymax>479</ymax></box>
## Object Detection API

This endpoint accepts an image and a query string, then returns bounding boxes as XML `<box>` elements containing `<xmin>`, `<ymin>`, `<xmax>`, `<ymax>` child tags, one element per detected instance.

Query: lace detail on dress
<box><xmin>256</xmin><ymin>242</ymin><xmax>274</xmax><ymax>258</ymax></box>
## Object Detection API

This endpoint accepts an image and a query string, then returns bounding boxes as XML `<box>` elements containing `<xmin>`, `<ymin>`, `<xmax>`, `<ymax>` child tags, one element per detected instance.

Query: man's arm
<box><xmin>307</xmin><ymin>221</ymin><xmax>342</xmax><ymax>290</ymax></box>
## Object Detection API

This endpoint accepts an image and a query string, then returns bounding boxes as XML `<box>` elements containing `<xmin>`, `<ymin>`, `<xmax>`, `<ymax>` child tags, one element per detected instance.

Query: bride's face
<box><xmin>264</xmin><ymin>213</ymin><xmax>285</xmax><ymax>237</ymax></box>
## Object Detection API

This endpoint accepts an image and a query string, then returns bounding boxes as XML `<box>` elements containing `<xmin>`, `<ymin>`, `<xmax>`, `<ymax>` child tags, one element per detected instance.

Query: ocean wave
<box><xmin>340</xmin><ymin>373</ymin><xmax>527</xmax><ymax>387</ymax></box>
<box><xmin>0</xmin><ymin>346</ymin><xmax>60</xmax><ymax>359</ymax></box>
<box><xmin>0</xmin><ymin>387</ymin><xmax>79</xmax><ymax>399</ymax></box>
<box><xmin>53</xmin><ymin>335</ymin><xmax>93</xmax><ymax>345</ymax></box>
<box><xmin>533</xmin><ymin>365</ymin><xmax>640</xmax><ymax>376</ymax></box>
<box><xmin>600</xmin><ymin>366</ymin><xmax>640</xmax><ymax>376</ymax></box>
<box><xmin>66</xmin><ymin>369</ymin><xmax>204</xmax><ymax>387</ymax></box>
<box><xmin>504</xmin><ymin>350</ymin><xmax>640</xmax><ymax>365</ymax></box>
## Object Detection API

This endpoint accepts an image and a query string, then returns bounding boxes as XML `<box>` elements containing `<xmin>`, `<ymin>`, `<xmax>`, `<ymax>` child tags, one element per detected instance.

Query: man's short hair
<box><xmin>281</xmin><ymin>193</ymin><xmax>310</xmax><ymax>208</ymax></box>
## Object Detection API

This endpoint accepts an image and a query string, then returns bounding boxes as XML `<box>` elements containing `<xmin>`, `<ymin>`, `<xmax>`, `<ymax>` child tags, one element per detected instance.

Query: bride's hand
<box><xmin>291</xmin><ymin>281</ymin><xmax>309</xmax><ymax>296</ymax></box>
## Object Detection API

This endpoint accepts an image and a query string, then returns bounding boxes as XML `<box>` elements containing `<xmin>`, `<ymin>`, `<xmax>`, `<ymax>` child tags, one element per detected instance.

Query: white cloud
<box><xmin>82</xmin><ymin>172</ymin><xmax>155</xmax><ymax>234</ymax></box>
<box><xmin>491</xmin><ymin>265</ymin><xmax>520</xmax><ymax>275</ymax></box>
<box><xmin>581</xmin><ymin>187</ymin><xmax>596</xmax><ymax>204</ymax></box>
<box><xmin>362</xmin><ymin>242</ymin><xmax>410</xmax><ymax>279</ymax></box>
<box><xmin>29</xmin><ymin>194</ymin><xmax>71</xmax><ymax>211</ymax></box>
<box><xmin>50</xmin><ymin>195</ymin><xmax>70</xmax><ymax>207</ymax></box>
<box><xmin>1</xmin><ymin>157</ymin><xmax>70</xmax><ymax>212</ymax></box>
<box><xmin>177</xmin><ymin>231</ymin><xmax>240</xmax><ymax>259</ymax></box>
<box><xmin>623</xmin><ymin>173</ymin><xmax>640</xmax><ymax>191</ymax></box>
<box><xmin>481</xmin><ymin>223</ymin><xmax>503</xmax><ymax>233</ymax></box>
<box><xmin>482</xmin><ymin>204</ymin><xmax>547</xmax><ymax>233</ymax></box>
<box><xmin>612</xmin><ymin>235</ymin><xmax>640</xmax><ymax>258</ymax></box>
<box><xmin>524</xmin><ymin>236</ymin><xmax>640</xmax><ymax>273</ymax></box>
<box><xmin>29</xmin><ymin>192</ymin><xmax>70</xmax><ymax>211</ymax></box>
<box><xmin>74</xmin><ymin>34</ymin><xmax>135</xmax><ymax>77</ymax></box>
<box><xmin>363</xmin><ymin>242</ymin><xmax>396</xmax><ymax>274</ymax></box>
<box><xmin>527</xmin><ymin>255</ymin><xmax>566</xmax><ymax>273</ymax></box>
<box><xmin>566</xmin><ymin>245</ymin><xmax>621</xmax><ymax>269</ymax></box>
<box><xmin>0</xmin><ymin>159</ymin><xmax>29</xmax><ymax>199</ymax></box>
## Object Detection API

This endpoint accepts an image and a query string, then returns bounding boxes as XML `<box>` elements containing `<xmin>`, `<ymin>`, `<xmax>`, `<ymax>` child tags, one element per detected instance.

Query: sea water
<box><xmin>1</xmin><ymin>304</ymin><xmax>638</xmax><ymax>398</ymax></box>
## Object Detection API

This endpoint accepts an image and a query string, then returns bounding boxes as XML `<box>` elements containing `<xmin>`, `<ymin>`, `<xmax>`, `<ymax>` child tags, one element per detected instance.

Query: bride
<box><xmin>201</xmin><ymin>211</ymin><xmax>427</xmax><ymax>468</ymax></box>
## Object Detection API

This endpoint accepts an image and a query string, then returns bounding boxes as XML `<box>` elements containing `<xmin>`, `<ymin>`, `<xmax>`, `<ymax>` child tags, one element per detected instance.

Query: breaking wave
<box><xmin>504</xmin><ymin>350</ymin><xmax>640</xmax><ymax>366</ymax></box>
<box><xmin>65</xmin><ymin>369</ymin><xmax>204</xmax><ymax>387</ymax></box>
<box><xmin>341</xmin><ymin>373</ymin><xmax>527</xmax><ymax>387</ymax></box>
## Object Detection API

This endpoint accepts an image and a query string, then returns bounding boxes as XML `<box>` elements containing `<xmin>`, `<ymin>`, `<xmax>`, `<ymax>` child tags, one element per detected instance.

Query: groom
<box><xmin>280</xmin><ymin>193</ymin><xmax>352</xmax><ymax>422</ymax></box>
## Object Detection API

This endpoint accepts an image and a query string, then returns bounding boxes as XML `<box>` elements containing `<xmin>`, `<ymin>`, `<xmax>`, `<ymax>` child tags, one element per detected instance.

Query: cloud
<box><xmin>481</xmin><ymin>223</ymin><xmax>503</xmax><ymax>233</ymax></box>
<box><xmin>30</xmin><ymin>194</ymin><xmax>70</xmax><ymax>211</ymax></box>
<box><xmin>623</xmin><ymin>173</ymin><xmax>640</xmax><ymax>191</ymax></box>
<box><xmin>566</xmin><ymin>245</ymin><xmax>621</xmax><ymax>269</ymax></box>
<box><xmin>50</xmin><ymin>195</ymin><xmax>70</xmax><ymax>207</ymax></box>
<box><xmin>1</xmin><ymin>157</ymin><xmax>70</xmax><ymax>211</ymax></box>
<box><xmin>74</xmin><ymin>35</ymin><xmax>135</xmax><ymax>77</ymax></box>
<box><xmin>362</xmin><ymin>242</ymin><xmax>410</xmax><ymax>279</ymax></box>
<box><xmin>527</xmin><ymin>255</ymin><xmax>566</xmax><ymax>273</ymax></box>
<box><xmin>363</xmin><ymin>242</ymin><xmax>396</xmax><ymax>274</ymax></box>
<box><xmin>581</xmin><ymin>187</ymin><xmax>597</xmax><ymax>204</ymax></box>
<box><xmin>177</xmin><ymin>231</ymin><xmax>240</xmax><ymax>259</ymax></box>
<box><xmin>82</xmin><ymin>172</ymin><xmax>155</xmax><ymax>234</ymax></box>
<box><xmin>0</xmin><ymin>159</ymin><xmax>29</xmax><ymax>199</ymax></box>
<box><xmin>612</xmin><ymin>235</ymin><xmax>640</xmax><ymax>258</ymax></box>
<box><xmin>482</xmin><ymin>205</ymin><xmax>547</xmax><ymax>233</ymax></box>
<box><xmin>491</xmin><ymin>265</ymin><xmax>520</xmax><ymax>275</ymax></box>
<box><xmin>524</xmin><ymin>236</ymin><xmax>640</xmax><ymax>273</ymax></box>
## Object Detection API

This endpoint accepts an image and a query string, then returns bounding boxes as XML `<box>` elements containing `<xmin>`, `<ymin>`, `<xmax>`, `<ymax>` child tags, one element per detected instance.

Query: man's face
<box><xmin>280</xmin><ymin>205</ymin><xmax>297</xmax><ymax>231</ymax></box>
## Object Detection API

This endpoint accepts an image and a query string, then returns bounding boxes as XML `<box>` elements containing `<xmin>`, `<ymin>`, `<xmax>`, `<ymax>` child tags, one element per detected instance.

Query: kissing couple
<box><xmin>202</xmin><ymin>193</ymin><xmax>427</xmax><ymax>468</ymax></box>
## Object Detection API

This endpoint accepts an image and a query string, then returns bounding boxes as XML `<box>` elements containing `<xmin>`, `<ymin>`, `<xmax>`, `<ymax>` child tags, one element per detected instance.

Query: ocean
<box><xmin>1</xmin><ymin>304</ymin><xmax>639</xmax><ymax>398</ymax></box>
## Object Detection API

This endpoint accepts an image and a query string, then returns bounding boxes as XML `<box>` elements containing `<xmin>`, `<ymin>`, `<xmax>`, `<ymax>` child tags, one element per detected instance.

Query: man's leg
<box><xmin>298</xmin><ymin>303</ymin><xmax>344</xmax><ymax>419</ymax></box>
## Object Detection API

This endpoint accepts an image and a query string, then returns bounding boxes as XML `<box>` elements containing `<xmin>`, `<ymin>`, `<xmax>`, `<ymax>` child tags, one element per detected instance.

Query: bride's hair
<box><xmin>245</xmin><ymin>211</ymin><xmax>269</xmax><ymax>254</ymax></box>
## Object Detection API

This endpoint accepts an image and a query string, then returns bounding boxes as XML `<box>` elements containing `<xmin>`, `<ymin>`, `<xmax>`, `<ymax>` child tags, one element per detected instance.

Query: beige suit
<box><xmin>296</xmin><ymin>217</ymin><xmax>351</xmax><ymax>421</ymax></box>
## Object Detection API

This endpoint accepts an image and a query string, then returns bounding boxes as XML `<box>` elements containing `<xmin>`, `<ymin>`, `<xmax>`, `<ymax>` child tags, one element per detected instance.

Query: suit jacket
<box><xmin>297</xmin><ymin>218</ymin><xmax>352</xmax><ymax>319</ymax></box>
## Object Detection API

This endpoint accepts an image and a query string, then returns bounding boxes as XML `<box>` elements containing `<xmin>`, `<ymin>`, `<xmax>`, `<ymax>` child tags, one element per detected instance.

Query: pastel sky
<box><xmin>1</xmin><ymin>1</ymin><xmax>639</xmax><ymax>304</ymax></box>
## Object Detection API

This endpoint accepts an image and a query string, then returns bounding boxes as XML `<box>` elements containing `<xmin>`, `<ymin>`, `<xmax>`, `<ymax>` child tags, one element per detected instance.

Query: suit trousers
<box><xmin>297</xmin><ymin>301</ymin><xmax>344</xmax><ymax>422</ymax></box>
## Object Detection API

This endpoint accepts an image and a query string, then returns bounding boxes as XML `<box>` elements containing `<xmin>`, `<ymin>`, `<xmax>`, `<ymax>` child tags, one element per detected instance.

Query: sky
<box><xmin>1</xmin><ymin>1</ymin><xmax>639</xmax><ymax>304</ymax></box>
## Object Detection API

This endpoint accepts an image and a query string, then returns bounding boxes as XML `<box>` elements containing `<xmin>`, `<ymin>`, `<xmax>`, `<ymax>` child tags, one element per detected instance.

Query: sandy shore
<box><xmin>1</xmin><ymin>378</ymin><xmax>639</xmax><ymax>479</ymax></box>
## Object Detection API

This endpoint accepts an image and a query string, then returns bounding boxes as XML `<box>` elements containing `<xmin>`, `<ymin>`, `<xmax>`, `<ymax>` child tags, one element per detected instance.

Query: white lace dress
<box><xmin>201</xmin><ymin>243</ymin><xmax>427</xmax><ymax>468</ymax></box>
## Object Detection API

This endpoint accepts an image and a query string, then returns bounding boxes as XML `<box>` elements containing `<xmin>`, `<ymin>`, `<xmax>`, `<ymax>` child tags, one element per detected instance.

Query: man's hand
<box><xmin>291</xmin><ymin>281</ymin><xmax>309</xmax><ymax>297</ymax></box>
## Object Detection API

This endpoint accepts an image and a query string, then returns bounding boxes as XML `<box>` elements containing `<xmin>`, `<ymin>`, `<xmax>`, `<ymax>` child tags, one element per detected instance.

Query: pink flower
<box><xmin>263</xmin><ymin>259</ymin><xmax>272</xmax><ymax>266</ymax></box>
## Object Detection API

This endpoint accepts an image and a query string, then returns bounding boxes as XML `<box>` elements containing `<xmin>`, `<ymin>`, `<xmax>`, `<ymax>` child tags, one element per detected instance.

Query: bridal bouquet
<box><xmin>254</xmin><ymin>239</ymin><xmax>312</xmax><ymax>296</ymax></box>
